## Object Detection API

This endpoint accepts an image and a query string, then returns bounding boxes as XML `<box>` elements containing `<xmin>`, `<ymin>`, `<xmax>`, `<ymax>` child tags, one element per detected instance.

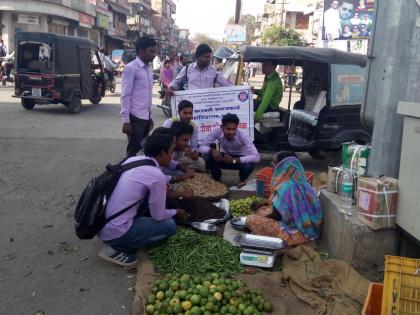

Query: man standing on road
<box><xmin>120</xmin><ymin>37</ymin><xmax>157</xmax><ymax>157</ymax></box>
<box><xmin>168</xmin><ymin>43</ymin><xmax>232</xmax><ymax>91</ymax></box>
<box><xmin>0</xmin><ymin>40</ymin><xmax>7</xmax><ymax>57</ymax></box>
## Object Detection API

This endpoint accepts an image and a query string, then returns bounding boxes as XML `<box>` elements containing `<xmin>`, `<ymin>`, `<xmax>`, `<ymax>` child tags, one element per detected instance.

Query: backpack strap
<box><xmin>185</xmin><ymin>64</ymin><xmax>189</xmax><ymax>84</ymax></box>
<box><xmin>213</xmin><ymin>73</ymin><xmax>218</xmax><ymax>87</ymax></box>
<box><xmin>119</xmin><ymin>158</ymin><xmax>156</xmax><ymax>172</ymax></box>
<box><xmin>105</xmin><ymin>159</ymin><xmax>157</xmax><ymax>223</ymax></box>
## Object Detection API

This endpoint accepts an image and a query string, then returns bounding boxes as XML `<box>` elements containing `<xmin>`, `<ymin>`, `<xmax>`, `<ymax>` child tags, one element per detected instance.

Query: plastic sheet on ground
<box><xmin>282</xmin><ymin>246</ymin><xmax>369</xmax><ymax>315</ymax></box>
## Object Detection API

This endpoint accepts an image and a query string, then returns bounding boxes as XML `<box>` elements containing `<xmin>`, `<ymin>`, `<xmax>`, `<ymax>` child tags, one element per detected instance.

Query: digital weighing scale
<box><xmin>236</xmin><ymin>234</ymin><xmax>286</xmax><ymax>269</ymax></box>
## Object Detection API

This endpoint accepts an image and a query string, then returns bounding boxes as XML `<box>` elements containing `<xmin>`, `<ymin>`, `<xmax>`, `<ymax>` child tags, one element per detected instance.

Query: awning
<box><xmin>108</xmin><ymin>2</ymin><xmax>129</xmax><ymax>15</ymax></box>
<box><xmin>105</xmin><ymin>34</ymin><xmax>134</xmax><ymax>44</ymax></box>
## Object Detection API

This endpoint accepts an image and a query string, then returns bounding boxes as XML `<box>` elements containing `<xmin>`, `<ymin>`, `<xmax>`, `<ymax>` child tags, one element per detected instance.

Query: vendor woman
<box><xmin>247</xmin><ymin>152</ymin><xmax>323</xmax><ymax>246</ymax></box>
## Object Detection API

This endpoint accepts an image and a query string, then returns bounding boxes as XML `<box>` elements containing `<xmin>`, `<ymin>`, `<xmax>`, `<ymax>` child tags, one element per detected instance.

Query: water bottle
<box><xmin>340</xmin><ymin>168</ymin><xmax>353</xmax><ymax>215</ymax></box>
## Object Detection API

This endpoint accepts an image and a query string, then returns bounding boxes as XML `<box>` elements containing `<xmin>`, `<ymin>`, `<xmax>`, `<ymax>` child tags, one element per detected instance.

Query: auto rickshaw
<box><xmin>14</xmin><ymin>32</ymin><xmax>105</xmax><ymax>114</ymax></box>
<box><xmin>221</xmin><ymin>46</ymin><xmax>371</xmax><ymax>162</ymax></box>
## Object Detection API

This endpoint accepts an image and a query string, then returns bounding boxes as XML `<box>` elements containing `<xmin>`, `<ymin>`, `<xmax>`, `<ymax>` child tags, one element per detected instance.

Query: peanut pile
<box><xmin>173</xmin><ymin>174</ymin><xmax>228</xmax><ymax>199</ymax></box>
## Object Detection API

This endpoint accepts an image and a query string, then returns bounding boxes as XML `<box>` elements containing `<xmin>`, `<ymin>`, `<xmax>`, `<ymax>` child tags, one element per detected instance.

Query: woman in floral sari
<box><xmin>247</xmin><ymin>152</ymin><xmax>323</xmax><ymax>246</ymax></box>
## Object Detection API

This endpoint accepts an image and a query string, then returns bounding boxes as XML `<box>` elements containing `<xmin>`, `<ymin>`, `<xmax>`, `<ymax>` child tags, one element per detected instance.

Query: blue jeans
<box><xmin>105</xmin><ymin>217</ymin><xmax>176</xmax><ymax>254</ymax></box>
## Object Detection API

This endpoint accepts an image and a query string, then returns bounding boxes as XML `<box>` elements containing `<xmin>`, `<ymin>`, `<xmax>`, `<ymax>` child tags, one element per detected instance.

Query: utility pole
<box><xmin>363</xmin><ymin>0</ymin><xmax>420</xmax><ymax>178</ymax></box>
<box><xmin>235</xmin><ymin>0</ymin><xmax>242</xmax><ymax>24</ymax></box>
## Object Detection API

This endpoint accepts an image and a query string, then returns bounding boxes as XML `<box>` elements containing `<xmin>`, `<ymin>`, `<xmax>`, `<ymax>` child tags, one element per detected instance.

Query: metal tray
<box><xmin>175</xmin><ymin>199</ymin><xmax>230</xmax><ymax>226</ymax></box>
<box><xmin>230</xmin><ymin>216</ymin><xmax>250</xmax><ymax>232</ymax></box>
<box><xmin>237</xmin><ymin>233</ymin><xmax>286</xmax><ymax>251</ymax></box>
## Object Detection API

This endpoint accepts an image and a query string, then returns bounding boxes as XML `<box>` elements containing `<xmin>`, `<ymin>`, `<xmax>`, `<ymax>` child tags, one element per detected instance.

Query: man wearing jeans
<box><xmin>199</xmin><ymin>113</ymin><xmax>260</xmax><ymax>188</ymax></box>
<box><xmin>120</xmin><ymin>37</ymin><xmax>157</xmax><ymax>157</ymax></box>
<box><xmin>98</xmin><ymin>134</ymin><xmax>188</xmax><ymax>267</ymax></box>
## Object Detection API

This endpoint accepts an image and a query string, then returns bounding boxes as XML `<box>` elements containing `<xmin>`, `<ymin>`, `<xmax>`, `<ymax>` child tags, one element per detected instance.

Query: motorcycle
<box><xmin>0</xmin><ymin>56</ymin><xmax>14</xmax><ymax>86</ymax></box>
<box><xmin>105</xmin><ymin>70</ymin><xmax>116</xmax><ymax>93</ymax></box>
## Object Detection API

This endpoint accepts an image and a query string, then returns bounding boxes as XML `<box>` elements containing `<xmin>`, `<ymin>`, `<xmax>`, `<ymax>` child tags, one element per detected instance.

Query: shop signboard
<box><xmin>323</xmin><ymin>0</ymin><xmax>374</xmax><ymax>41</ymax></box>
<box><xmin>18</xmin><ymin>14</ymin><xmax>40</xmax><ymax>25</ymax></box>
<box><xmin>330</xmin><ymin>64</ymin><xmax>367</xmax><ymax>107</ymax></box>
<box><xmin>96</xmin><ymin>13</ymin><xmax>109</xmax><ymax>28</ymax></box>
<box><xmin>79</xmin><ymin>13</ymin><xmax>94</xmax><ymax>28</ymax></box>
<box><xmin>171</xmin><ymin>86</ymin><xmax>254</xmax><ymax>143</ymax></box>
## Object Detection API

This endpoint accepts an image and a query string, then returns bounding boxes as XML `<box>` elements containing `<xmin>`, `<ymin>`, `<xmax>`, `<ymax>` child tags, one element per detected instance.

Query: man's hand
<box><xmin>184</xmin><ymin>146</ymin><xmax>193</xmax><ymax>159</ymax></box>
<box><xmin>122</xmin><ymin>123</ymin><xmax>132</xmax><ymax>136</ymax></box>
<box><xmin>190</xmin><ymin>151</ymin><xmax>200</xmax><ymax>161</ymax></box>
<box><xmin>181</xmin><ymin>189</ymin><xmax>194</xmax><ymax>199</ymax></box>
<box><xmin>175</xmin><ymin>209</ymin><xmax>189</xmax><ymax>221</ymax></box>
<box><xmin>164</xmin><ymin>87</ymin><xmax>175</xmax><ymax>97</ymax></box>
<box><xmin>149</xmin><ymin>119</ymin><xmax>154</xmax><ymax>131</ymax></box>
<box><xmin>211</xmin><ymin>149</ymin><xmax>222</xmax><ymax>161</ymax></box>
<box><xmin>183</xmin><ymin>168</ymin><xmax>196</xmax><ymax>179</ymax></box>
<box><xmin>223</xmin><ymin>154</ymin><xmax>234</xmax><ymax>164</ymax></box>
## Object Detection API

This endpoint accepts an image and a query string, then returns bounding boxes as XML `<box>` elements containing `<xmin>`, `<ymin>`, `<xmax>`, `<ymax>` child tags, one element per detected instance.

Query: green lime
<box><xmin>145</xmin><ymin>304</ymin><xmax>154</xmax><ymax>315</ymax></box>
<box><xmin>156</xmin><ymin>291</ymin><xmax>164</xmax><ymax>301</ymax></box>
<box><xmin>171</xmin><ymin>281</ymin><xmax>180</xmax><ymax>291</ymax></box>
<box><xmin>158</xmin><ymin>281</ymin><xmax>169</xmax><ymax>291</ymax></box>
<box><xmin>190</xmin><ymin>306</ymin><xmax>202</xmax><ymax>315</ymax></box>
<box><xmin>199</xmin><ymin>287</ymin><xmax>209</xmax><ymax>298</ymax></box>
<box><xmin>263</xmin><ymin>301</ymin><xmax>273</xmax><ymax>312</ymax></box>
<box><xmin>147</xmin><ymin>294</ymin><xmax>156</xmax><ymax>304</ymax></box>
<box><xmin>190</xmin><ymin>294</ymin><xmax>201</xmax><ymax>306</ymax></box>
<box><xmin>178</xmin><ymin>290</ymin><xmax>187</xmax><ymax>300</ymax></box>
<box><xmin>165</xmin><ymin>289</ymin><xmax>174</xmax><ymax>298</ymax></box>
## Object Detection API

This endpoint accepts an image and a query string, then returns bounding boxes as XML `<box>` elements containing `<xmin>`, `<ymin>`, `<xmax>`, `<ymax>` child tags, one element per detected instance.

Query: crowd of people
<box><xmin>97</xmin><ymin>36</ymin><xmax>321</xmax><ymax>267</ymax></box>
<box><xmin>324</xmin><ymin>0</ymin><xmax>373</xmax><ymax>40</ymax></box>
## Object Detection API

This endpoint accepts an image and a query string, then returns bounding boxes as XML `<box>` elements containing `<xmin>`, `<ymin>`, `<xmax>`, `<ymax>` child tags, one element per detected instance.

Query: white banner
<box><xmin>171</xmin><ymin>86</ymin><xmax>254</xmax><ymax>143</ymax></box>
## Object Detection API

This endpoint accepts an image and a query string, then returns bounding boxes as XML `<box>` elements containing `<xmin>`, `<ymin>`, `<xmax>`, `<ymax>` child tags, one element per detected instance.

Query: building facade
<box><xmin>253</xmin><ymin>0</ymin><xmax>320</xmax><ymax>45</ymax></box>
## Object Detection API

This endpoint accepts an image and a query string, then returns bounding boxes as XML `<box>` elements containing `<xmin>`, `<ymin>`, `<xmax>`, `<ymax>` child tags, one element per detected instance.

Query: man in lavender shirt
<box><xmin>98</xmin><ymin>134</ymin><xmax>189</xmax><ymax>267</ymax></box>
<box><xmin>168</xmin><ymin>43</ymin><xmax>232</xmax><ymax>91</ymax></box>
<box><xmin>120</xmin><ymin>37</ymin><xmax>157</xmax><ymax>157</ymax></box>
<box><xmin>199</xmin><ymin>113</ymin><xmax>260</xmax><ymax>188</ymax></box>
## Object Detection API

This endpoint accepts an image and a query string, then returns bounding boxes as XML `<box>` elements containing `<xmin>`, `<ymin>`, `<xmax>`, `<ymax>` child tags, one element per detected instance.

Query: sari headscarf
<box><xmin>270</xmin><ymin>156</ymin><xmax>323</xmax><ymax>240</ymax></box>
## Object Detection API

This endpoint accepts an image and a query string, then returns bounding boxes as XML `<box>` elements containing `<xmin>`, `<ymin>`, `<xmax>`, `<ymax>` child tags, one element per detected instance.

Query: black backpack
<box><xmin>74</xmin><ymin>158</ymin><xmax>156</xmax><ymax>239</ymax></box>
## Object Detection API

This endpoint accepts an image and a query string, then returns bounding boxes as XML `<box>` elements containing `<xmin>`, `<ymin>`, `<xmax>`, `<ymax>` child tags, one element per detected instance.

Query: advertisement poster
<box><xmin>225</xmin><ymin>24</ymin><xmax>247</xmax><ymax>43</ymax></box>
<box><xmin>323</xmin><ymin>0</ymin><xmax>374</xmax><ymax>41</ymax></box>
<box><xmin>330</xmin><ymin>64</ymin><xmax>367</xmax><ymax>106</ymax></box>
<box><xmin>171</xmin><ymin>86</ymin><xmax>254</xmax><ymax>143</ymax></box>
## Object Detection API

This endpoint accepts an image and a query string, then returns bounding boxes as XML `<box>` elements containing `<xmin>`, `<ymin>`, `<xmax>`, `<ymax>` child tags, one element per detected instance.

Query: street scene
<box><xmin>1</xmin><ymin>0</ymin><xmax>420</xmax><ymax>315</ymax></box>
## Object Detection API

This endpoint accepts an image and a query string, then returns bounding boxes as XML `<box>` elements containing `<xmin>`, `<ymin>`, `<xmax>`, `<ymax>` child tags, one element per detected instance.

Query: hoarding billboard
<box><xmin>323</xmin><ymin>0</ymin><xmax>374</xmax><ymax>41</ymax></box>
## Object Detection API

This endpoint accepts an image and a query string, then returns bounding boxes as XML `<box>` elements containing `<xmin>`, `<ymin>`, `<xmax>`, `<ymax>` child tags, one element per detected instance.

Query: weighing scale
<box><xmin>236</xmin><ymin>234</ymin><xmax>286</xmax><ymax>269</ymax></box>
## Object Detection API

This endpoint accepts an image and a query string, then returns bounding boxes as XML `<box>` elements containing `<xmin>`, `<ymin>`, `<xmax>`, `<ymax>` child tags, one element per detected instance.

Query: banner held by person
<box><xmin>171</xmin><ymin>86</ymin><xmax>254</xmax><ymax>143</ymax></box>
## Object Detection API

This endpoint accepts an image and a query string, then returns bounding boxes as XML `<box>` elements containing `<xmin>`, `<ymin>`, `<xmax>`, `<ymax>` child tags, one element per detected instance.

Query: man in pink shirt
<box><xmin>199</xmin><ymin>113</ymin><xmax>260</xmax><ymax>188</ymax></box>
<box><xmin>120</xmin><ymin>37</ymin><xmax>157</xmax><ymax>157</ymax></box>
<box><xmin>98</xmin><ymin>133</ymin><xmax>189</xmax><ymax>267</ymax></box>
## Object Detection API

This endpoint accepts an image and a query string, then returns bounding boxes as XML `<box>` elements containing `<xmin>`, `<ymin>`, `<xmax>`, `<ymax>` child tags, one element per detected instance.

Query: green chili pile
<box><xmin>148</xmin><ymin>229</ymin><xmax>243</xmax><ymax>275</ymax></box>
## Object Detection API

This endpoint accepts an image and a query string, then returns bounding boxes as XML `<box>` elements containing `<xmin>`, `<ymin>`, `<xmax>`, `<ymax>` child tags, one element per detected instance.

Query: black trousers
<box><xmin>126</xmin><ymin>114</ymin><xmax>151</xmax><ymax>157</ymax></box>
<box><xmin>203</xmin><ymin>154</ymin><xmax>255</xmax><ymax>182</ymax></box>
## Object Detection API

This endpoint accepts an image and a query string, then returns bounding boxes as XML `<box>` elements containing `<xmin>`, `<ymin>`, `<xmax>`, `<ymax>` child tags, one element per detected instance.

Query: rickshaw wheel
<box><xmin>89</xmin><ymin>96</ymin><xmax>102</xmax><ymax>104</ymax></box>
<box><xmin>68</xmin><ymin>96</ymin><xmax>81</xmax><ymax>114</ymax></box>
<box><xmin>21</xmin><ymin>98</ymin><xmax>36</xmax><ymax>110</ymax></box>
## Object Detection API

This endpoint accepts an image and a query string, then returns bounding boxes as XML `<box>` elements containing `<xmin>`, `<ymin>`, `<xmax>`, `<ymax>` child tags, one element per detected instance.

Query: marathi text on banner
<box><xmin>171</xmin><ymin>86</ymin><xmax>254</xmax><ymax>143</ymax></box>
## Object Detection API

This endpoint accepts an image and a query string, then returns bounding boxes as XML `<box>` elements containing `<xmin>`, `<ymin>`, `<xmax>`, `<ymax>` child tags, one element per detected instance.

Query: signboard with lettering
<box><xmin>18</xmin><ymin>14</ymin><xmax>40</xmax><ymax>25</ymax></box>
<box><xmin>79</xmin><ymin>13</ymin><xmax>94</xmax><ymax>28</ymax></box>
<box><xmin>171</xmin><ymin>86</ymin><xmax>254</xmax><ymax>143</ymax></box>
<box><xmin>330</xmin><ymin>64</ymin><xmax>367</xmax><ymax>106</ymax></box>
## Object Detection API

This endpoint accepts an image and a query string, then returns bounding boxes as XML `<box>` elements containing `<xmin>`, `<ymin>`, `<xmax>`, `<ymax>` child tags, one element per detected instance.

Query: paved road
<box><xmin>0</xmin><ymin>80</ymin><xmax>327</xmax><ymax>315</ymax></box>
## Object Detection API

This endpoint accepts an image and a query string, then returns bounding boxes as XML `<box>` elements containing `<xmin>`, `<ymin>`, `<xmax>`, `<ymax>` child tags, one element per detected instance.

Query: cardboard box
<box><xmin>356</xmin><ymin>176</ymin><xmax>398</xmax><ymax>230</ymax></box>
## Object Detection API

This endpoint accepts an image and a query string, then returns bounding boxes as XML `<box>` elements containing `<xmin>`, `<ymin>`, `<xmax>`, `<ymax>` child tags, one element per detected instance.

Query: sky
<box><xmin>175</xmin><ymin>0</ymin><xmax>266</xmax><ymax>41</ymax></box>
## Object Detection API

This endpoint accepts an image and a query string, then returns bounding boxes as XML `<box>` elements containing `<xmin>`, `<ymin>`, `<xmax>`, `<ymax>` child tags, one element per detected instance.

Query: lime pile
<box><xmin>230</xmin><ymin>196</ymin><xmax>265</xmax><ymax>218</ymax></box>
<box><xmin>146</xmin><ymin>273</ymin><xmax>273</xmax><ymax>315</ymax></box>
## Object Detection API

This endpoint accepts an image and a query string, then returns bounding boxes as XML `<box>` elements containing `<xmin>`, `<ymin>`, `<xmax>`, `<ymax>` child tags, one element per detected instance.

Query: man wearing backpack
<box><xmin>97</xmin><ymin>133</ymin><xmax>188</xmax><ymax>267</ymax></box>
<box><xmin>167</xmin><ymin>43</ymin><xmax>232</xmax><ymax>91</ymax></box>
<box><xmin>0</xmin><ymin>40</ymin><xmax>7</xmax><ymax>57</ymax></box>
<box><xmin>120</xmin><ymin>37</ymin><xmax>157</xmax><ymax>157</ymax></box>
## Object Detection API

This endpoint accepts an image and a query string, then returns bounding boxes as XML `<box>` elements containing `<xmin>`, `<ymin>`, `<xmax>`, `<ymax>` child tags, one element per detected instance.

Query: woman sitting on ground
<box><xmin>247</xmin><ymin>152</ymin><xmax>323</xmax><ymax>246</ymax></box>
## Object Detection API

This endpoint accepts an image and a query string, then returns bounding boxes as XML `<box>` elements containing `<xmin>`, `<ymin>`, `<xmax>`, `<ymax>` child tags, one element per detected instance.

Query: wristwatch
<box><xmin>232</xmin><ymin>159</ymin><xmax>237</xmax><ymax>164</ymax></box>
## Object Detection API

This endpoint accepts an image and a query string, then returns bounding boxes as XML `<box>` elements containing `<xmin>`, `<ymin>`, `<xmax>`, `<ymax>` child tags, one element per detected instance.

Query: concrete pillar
<box><xmin>364</xmin><ymin>0</ymin><xmax>420</xmax><ymax>178</ymax></box>
<box><xmin>2</xmin><ymin>11</ymin><xmax>12</xmax><ymax>50</ymax></box>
